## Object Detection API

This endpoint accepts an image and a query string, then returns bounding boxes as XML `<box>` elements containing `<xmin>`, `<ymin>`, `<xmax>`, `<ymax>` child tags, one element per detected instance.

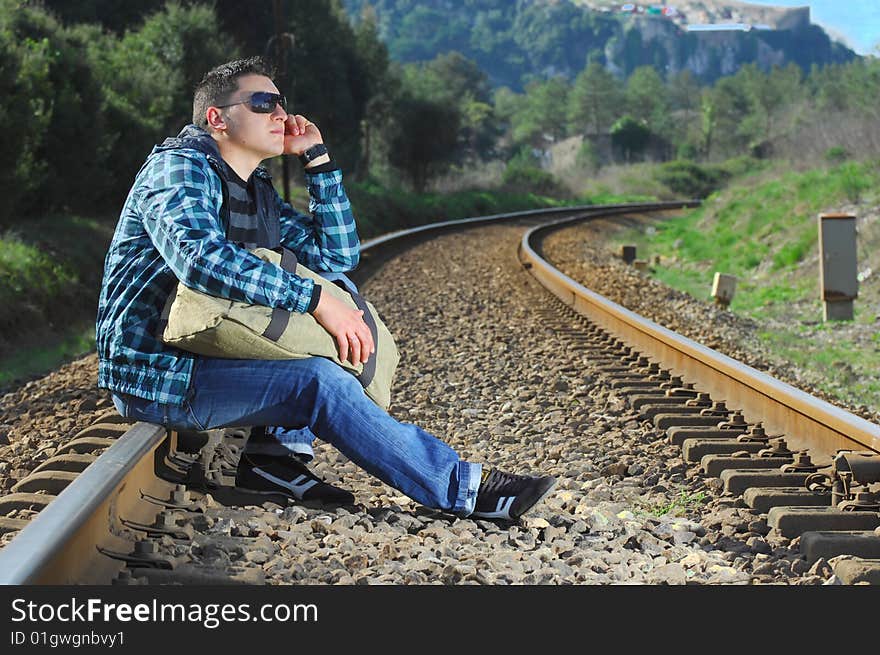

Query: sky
<box><xmin>743</xmin><ymin>1</ymin><xmax>879</xmax><ymax>55</ymax></box>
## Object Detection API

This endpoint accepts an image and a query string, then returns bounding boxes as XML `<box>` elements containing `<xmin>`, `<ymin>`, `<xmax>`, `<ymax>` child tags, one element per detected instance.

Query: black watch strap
<box><xmin>299</xmin><ymin>143</ymin><xmax>328</xmax><ymax>166</ymax></box>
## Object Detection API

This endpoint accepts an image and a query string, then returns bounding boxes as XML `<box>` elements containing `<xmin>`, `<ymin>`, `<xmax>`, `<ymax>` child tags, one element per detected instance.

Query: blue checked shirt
<box><xmin>96</xmin><ymin>142</ymin><xmax>359</xmax><ymax>405</ymax></box>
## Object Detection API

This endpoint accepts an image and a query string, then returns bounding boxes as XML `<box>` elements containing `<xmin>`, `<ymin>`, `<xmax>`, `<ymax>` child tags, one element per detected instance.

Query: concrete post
<box><xmin>712</xmin><ymin>273</ymin><xmax>737</xmax><ymax>308</ymax></box>
<box><xmin>818</xmin><ymin>213</ymin><xmax>858</xmax><ymax>321</ymax></box>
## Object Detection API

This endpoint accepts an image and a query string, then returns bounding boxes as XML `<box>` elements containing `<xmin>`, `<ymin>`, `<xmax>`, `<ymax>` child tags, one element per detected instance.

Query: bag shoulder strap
<box><xmin>261</xmin><ymin>248</ymin><xmax>299</xmax><ymax>341</ymax></box>
<box><xmin>262</xmin><ymin>249</ymin><xmax>379</xmax><ymax>387</ymax></box>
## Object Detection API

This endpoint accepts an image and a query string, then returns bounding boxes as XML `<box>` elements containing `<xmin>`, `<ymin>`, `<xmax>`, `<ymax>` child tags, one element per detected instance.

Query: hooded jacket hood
<box><xmin>154</xmin><ymin>124</ymin><xmax>221</xmax><ymax>159</ymax></box>
<box><xmin>151</xmin><ymin>124</ymin><xmax>271</xmax><ymax>180</ymax></box>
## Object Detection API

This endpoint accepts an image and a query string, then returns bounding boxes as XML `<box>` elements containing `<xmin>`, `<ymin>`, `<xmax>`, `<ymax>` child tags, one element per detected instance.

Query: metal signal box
<box><xmin>818</xmin><ymin>213</ymin><xmax>858</xmax><ymax>321</ymax></box>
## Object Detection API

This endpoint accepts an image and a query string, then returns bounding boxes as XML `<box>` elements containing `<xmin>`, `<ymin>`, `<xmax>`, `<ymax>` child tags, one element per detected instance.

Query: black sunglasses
<box><xmin>216</xmin><ymin>91</ymin><xmax>287</xmax><ymax>114</ymax></box>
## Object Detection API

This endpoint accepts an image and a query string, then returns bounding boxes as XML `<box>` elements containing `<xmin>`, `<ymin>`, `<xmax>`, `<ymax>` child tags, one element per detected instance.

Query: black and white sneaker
<box><xmin>471</xmin><ymin>469</ymin><xmax>556</xmax><ymax>521</ymax></box>
<box><xmin>235</xmin><ymin>453</ymin><xmax>354</xmax><ymax>506</ymax></box>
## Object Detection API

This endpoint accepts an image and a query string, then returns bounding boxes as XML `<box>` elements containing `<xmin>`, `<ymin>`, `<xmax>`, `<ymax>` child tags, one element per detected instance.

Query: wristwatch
<box><xmin>299</xmin><ymin>143</ymin><xmax>328</xmax><ymax>166</ymax></box>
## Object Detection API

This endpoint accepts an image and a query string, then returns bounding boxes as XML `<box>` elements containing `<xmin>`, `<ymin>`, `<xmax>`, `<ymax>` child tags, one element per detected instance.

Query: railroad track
<box><xmin>1</xmin><ymin>200</ymin><xmax>878</xmax><ymax>585</ymax></box>
<box><xmin>523</xmin><ymin>213</ymin><xmax>880</xmax><ymax>584</ymax></box>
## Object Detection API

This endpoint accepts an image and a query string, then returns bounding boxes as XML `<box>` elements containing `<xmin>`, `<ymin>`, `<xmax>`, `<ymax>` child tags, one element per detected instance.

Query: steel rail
<box><xmin>0</xmin><ymin>422</ymin><xmax>166</xmax><ymax>584</ymax></box>
<box><xmin>356</xmin><ymin>202</ymin><xmax>669</xmax><ymax>263</ymax></box>
<box><xmin>0</xmin><ymin>201</ymin><xmax>681</xmax><ymax>585</ymax></box>
<box><xmin>519</xmin><ymin>213</ymin><xmax>880</xmax><ymax>460</ymax></box>
<box><xmin>361</xmin><ymin>204</ymin><xmax>596</xmax><ymax>250</ymax></box>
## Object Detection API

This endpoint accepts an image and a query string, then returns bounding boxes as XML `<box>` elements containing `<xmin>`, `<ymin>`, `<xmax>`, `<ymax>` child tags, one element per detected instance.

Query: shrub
<box><xmin>655</xmin><ymin>160</ymin><xmax>731</xmax><ymax>199</ymax></box>
<box><xmin>0</xmin><ymin>2</ymin><xmax>56</xmax><ymax>224</ymax></box>
<box><xmin>825</xmin><ymin>146</ymin><xmax>849</xmax><ymax>164</ymax></box>
<box><xmin>718</xmin><ymin>155</ymin><xmax>763</xmax><ymax>178</ymax></box>
<box><xmin>502</xmin><ymin>149</ymin><xmax>563</xmax><ymax>195</ymax></box>
<box><xmin>86</xmin><ymin>2</ymin><xmax>232</xmax><ymax>207</ymax></box>
<box><xmin>575</xmin><ymin>140</ymin><xmax>600</xmax><ymax>172</ymax></box>
<box><xmin>838</xmin><ymin>162</ymin><xmax>871</xmax><ymax>203</ymax></box>
<box><xmin>676</xmin><ymin>141</ymin><xmax>699</xmax><ymax>161</ymax></box>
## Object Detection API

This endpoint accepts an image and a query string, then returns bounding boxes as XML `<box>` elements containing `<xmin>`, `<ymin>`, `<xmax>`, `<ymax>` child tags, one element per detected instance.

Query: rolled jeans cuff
<box><xmin>453</xmin><ymin>461</ymin><xmax>482</xmax><ymax>516</ymax></box>
<box><xmin>270</xmin><ymin>426</ymin><xmax>316</xmax><ymax>462</ymax></box>
<box><xmin>281</xmin><ymin>442</ymin><xmax>315</xmax><ymax>462</ymax></box>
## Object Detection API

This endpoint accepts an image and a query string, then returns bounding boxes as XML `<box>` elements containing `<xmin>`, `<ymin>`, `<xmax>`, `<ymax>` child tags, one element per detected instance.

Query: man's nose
<box><xmin>272</xmin><ymin>104</ymin><xmax>288</xmax><ymax>120</ymax></box>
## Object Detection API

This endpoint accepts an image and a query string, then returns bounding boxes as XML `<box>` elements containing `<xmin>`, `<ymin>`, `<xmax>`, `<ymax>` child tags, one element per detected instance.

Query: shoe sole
<box><xmin>234</xmin><ymin>485</ymin><xmax>354</xmax><ymax>508</ymax></box>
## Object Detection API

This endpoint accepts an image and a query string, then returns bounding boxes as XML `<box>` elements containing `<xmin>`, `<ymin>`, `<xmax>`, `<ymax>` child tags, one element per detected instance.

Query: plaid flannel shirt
<box><xmin>96</xmin><ymin>143</ymin><xmax>359</xmax><ymax>405</ymax></box>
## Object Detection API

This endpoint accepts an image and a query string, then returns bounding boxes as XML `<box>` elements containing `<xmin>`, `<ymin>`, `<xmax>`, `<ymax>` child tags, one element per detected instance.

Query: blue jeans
<box><xmin>111</xmin><ymin>356</ymin><xmax>482</xmax><ymax>515</ymax></box>
<box><xmin>257</xmin><ymin>271</ymin><xmax>361</xmax><ymax>463</ymax></box>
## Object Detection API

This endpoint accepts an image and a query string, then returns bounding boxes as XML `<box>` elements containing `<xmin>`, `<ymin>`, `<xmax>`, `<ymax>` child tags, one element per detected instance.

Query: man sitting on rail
<box><xmin>95</xmin><ymin>57</ymin><xmax>555</xmax><ymax>522</ymax></box>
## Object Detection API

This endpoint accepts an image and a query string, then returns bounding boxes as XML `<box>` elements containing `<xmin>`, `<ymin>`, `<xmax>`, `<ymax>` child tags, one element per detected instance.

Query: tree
<box><xmin>704</xmin><ymin>75</ymin><xmax>751</xmax><ymax>158</ymax></box>
<box><xmin>405</xmin><ymin>51</ymin><xmax>492</xmax><ymax>105</ymax></box>
<box><xmin>700</xmin><ymin>90</ymin><xmax>716</xmax><ymax>160</ymax></box>
<box><xmin>737</xmin><ymin>63</ymin><xmax>803</xmax><ymax>146</ymax></box>
<box><xmin>492</xmin><ymin>86</ymin><xmax>519</xmax><ymax>123</ymax></box>
<box><xmin>666</xmin><ymin>69</ymin><xmax>702</xmax><ymax>156</ymax></box>
<box><xmin>385</xmin><ymin>94</ymin><xmax>460</xmax><ymax>193</ymax></box>
<box><xmin>390</xmin><ymin>5</ymin><xmax>469</xmax><ymax>61</ymax></box>
<box><xmin>0</xmin><ymin>1</ymin><xmax>108</xmax><ymax>220</ymax></box>
<box><xmin>193</xmin><ymin>0</ymin><xmax>395</xmax><ymax>173</ymax></box>
<box><xmin>508</xmin><ymin>77</ymin><xmax>570</xmax><ymax>146</ymax></box>
<box><xmin>352</xmin><ymin>7</ymin><xmax>395</xmax><ymax>178</ymax></box>
<box><xmin>626</xmin><ymin>66</ymin><xmax>670</xmax><ymax>137</ymax></box>
<box><xmin>39</xmin><ymin>0</ymin><xmax>165</xmax><ymax>32</ymax></box>
<box><xmin>396</xmin><ymin>52</ymin><xmax>498</xmax><ymax>162</ymax></box>
<box><xmin>812</xmin><ymin>59</ymin><xmax>880</xmax><ymax>120</ymax></box>
<box><xmin>85</xmin><ymin>2</ymin><xmax>232</xmax><ymax>206</ymax></box>
<box><xmin>668</xmin><ymin>70</ymin><xmax>701</xmax><ymax>123</ymax></box>
<box><xmin>568</xmin><ymin>61</ymin><xmax>623</xmax><ymax>135</ymax></box>
<box><xmin>0</xmin><ymin>5</ymin><xmax>52</xmax><ymax>222</ymax></box>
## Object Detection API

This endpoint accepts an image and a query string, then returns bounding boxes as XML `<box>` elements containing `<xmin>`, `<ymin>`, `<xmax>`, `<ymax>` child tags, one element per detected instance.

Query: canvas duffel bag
<box><xmin>160</xmin><ymin>247</ymin><xmax>399</xmax><ymax>409</ymax></box>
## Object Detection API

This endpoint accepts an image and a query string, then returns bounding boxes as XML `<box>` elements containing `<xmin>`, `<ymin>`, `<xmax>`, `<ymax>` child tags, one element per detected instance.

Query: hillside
<box><xmin>343</xmin><ymin>0</ymin><xmax>855</xmax><ymax>89</ymax></box>
<box><xmin>609</xmin><ymin>160</ymin><xmax>880</xmax><ymax>412</ymax></box>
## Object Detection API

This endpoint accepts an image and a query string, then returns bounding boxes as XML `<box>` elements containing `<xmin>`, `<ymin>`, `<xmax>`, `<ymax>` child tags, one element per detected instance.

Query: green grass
<box><xmin>0</xmin><ymin>321</ymin><xmax>95</xmax><ymax>390</ymax></box>
<box><xmin>588</xmin><ymin>191</ymin><xmax>657</xmax><ymax>205</ymax></box>
<box><xmin>644</xmin><ymin>490</ymin><xmax>708</xmax><ymax>517</ymax></box>
<box><xmin>0</xmin><ymin>234</ymin><xmax>76</xmax><ymax>309</ymax></box>
<box><xmin>608</xmin><ymin>159</ymin><xmax>880</xmax><ymax>413</ymax></box>
<box><xmin>651</xmin><ymin>266</ymin><xmax>713</xmax><ymax>303</ymax></box>
<box><xmin>612</xmin><ymin>159</ymin><xmax>880</xmax><ymax>317</ymax></box>
<box><xmin>0</xmin><ymin>215</ymin><xmax>114</xmax><ymax>386</ymax></box>
<box><xmin>756</xmin><ymin>327</ymin><xmax>880</xmax><ymax>408</ymax></box>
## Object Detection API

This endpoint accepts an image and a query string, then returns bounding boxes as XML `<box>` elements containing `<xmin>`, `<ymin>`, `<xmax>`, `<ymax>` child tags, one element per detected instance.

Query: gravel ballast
<box><xmin>0</xmin><ymin>219</ymin><xmax>854</xmax><ymax>584</ymax></box>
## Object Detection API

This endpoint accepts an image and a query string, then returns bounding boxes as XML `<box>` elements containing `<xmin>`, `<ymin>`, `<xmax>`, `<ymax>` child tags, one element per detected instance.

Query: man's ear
<box><xmin>206</xmin><ymin>107</ymin><xmax>226</xmax><ymax>132</ymax></box>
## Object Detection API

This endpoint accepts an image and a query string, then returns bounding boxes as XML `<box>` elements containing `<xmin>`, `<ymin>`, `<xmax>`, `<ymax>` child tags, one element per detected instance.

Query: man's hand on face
<box><xmin>311</xmin><ymin>292</ymin><xmax>375</xmax><ymax>367</ymax></box>
<box><xmin>283</xmin><ymin>114</ymin><xmax>323</xmax><ymax>156</ymax></box>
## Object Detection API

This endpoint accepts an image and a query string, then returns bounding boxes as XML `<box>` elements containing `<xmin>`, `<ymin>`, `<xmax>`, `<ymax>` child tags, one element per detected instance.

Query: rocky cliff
<box><xmin>344</xmin><ymin>0</ymin><xmax>855</xmax><ymax>88</ymax></box>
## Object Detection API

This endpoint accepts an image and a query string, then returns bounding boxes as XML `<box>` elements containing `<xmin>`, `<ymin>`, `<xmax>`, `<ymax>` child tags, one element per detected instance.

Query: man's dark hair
<box><xmin>192</xmin><ymin>56</ymin><xmax>276</xmax><ymax>128</ymax></box>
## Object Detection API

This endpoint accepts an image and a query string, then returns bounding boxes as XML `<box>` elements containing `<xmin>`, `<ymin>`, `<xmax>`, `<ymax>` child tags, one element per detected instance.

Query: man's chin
<box><xmin>260</xmin><ymin>148</ymin><xmax>284</xmax><ymax>161</ymax></box>
<box><xmin>264</xmin><ymin>137</ymin><xmax>285</xmax><ymax>158</ymax></box>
